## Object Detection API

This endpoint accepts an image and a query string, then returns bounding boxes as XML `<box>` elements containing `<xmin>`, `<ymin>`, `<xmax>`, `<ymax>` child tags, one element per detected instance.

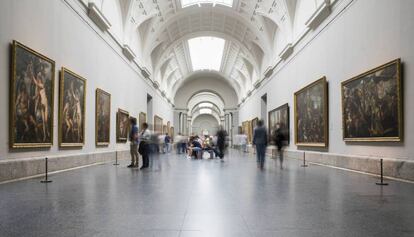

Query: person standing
<box><xmin>253</xmin><ymin>120</ymin><xmax>267</xmax><ymax>170</ymax></box>
<box><xmin>164</xmin><ymin>133</ymin><xmax>171</xmax><ymax>153</ymax></box>
<box><xmin>138</xmin><ymin>123</ymin><xmax>151</xmax><ymax>169</ymax></box>
<box><xmin>128</xmin><ymin>117</ymin><xmax>139</xmax><ymax>168</ymax></box>
<box><xmin>273</xmin><ymin>123</ymin><xmax>286</xmax><ymax>169</ymax></box>
<box><xmin>216</xmin><ymin>126</ymin><xmax>227</xmax><ymax>160</ymax></box>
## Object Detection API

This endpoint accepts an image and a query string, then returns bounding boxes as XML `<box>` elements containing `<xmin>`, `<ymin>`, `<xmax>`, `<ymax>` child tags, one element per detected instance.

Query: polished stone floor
<box><xmin>1</xmin><ymin>150</ymin><xmax>414</xmax><ymax>237</ymax></box>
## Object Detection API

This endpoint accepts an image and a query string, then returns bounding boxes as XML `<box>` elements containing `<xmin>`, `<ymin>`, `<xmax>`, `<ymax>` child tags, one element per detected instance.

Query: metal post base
<box><xmin>376</xmin><ymin>181</ymin><xmax>388</xmax><ymax>186</ymax></box>
<box><xmin>113</xmin><ymin>163</ymin><xmax>120</xmax><ymax>166</ymax></box>
<box><xmin>301</xmin><ymin>164</ymin><xmax>308</xmax><ymax>167</ymax></box>
<box><xmin>41</xmin><ymin>180</ymin><xmax>52</xmax><ymax>183</ymax></box>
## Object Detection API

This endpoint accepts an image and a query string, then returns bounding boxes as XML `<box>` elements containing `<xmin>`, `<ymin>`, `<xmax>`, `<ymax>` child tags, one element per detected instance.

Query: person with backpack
<box><xmin>128</xmin><ymin>117</ymin><xmax>139</xmax><ymax>168</ymax></box>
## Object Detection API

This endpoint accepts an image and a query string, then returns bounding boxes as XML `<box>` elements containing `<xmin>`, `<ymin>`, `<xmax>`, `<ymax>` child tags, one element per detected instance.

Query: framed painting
<box><xmin>116</xmin><ymin>109</ymin><xmax>129</xmax><ymax>143</ymax></box>
<box><xmin>294</xmin><ymin>77</ymin><xmax>328</xmax><ymax>147</ymax></box>
<box><xmin>341</xmin><ymin>59</ymin><xmax>402</xmax><ymax>141</ymax></box>
<box><xmin>154</xmin><ymin>115</ymin><xmax>163</xmax><ymax>134</ymax></box>
<box><xmin>59</xmin><ymin>67</ymin><xmax>86</xmax><ymax>147</ymax></box>
<box><xmin>139</xmin><ymin>112</ymin><xmax>146</xmax><ymax>129</ymax></box>
<box><xmin>9</xmin><ymin>40</ymin><xmax>56</xmax><ymax>148</ymax></box>
<box><xmin>170</xmin><ymin>127</ymin><xmax>175</xmax><ymax>139</ymax></box>
<box><xmin>247</xmin><ymin>120</ymin><xmax>253</xmax><ymax>144</ymax></box>
<box><xmin>95</xmin><ymin>89</ymin><xmax>111</xmax><ymax>146</ymax></box>
<box><xmin>163</xmin><ymin>125</ymin><xmax>167</xmax><ymax>134</ymax></box>
<box><xmin>268</xmin><ymin>103</ymin><xmax>290</xmax><ymax>145</ymax></box>
<box><xmin>167</xmin><ymin>121</ymin><xmax>170</xmax><ymax>134</ymax></box>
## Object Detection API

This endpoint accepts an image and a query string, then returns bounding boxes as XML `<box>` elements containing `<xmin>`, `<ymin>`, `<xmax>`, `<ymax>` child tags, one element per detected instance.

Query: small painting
<box><xmin>96</xmin><ymin>89</ymin><xmax>111</xmax><ymax>146</ymax></box>
<box><xmin>59</xmin><ymin>67</ymin><xmax>86</xmax><ymax>147</ymax></box>
<box><xmin>116</xmin><ymin>109</ymin><xmax>129</xmax><ymax>142</ymax></box>
<box><xmin>9</xmin><ymin>41</ymin><xmax>56</xmax><ymax>148</ymax></box>
<box><xmin>294</xmin><ymin>77</ymin><xmax>328</xmax><ymax>147</ymax></box>
<box><xmin>342</xmin><ymin>59</ymin><xmax>402</xmax><ymax>141</ymax></box>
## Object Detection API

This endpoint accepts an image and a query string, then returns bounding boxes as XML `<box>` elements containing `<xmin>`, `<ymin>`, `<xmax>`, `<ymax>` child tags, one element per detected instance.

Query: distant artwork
<box><xmin>167</xmin><ymin>121</ymin><xmax>170</xmax><ymax>134</ymax></box>
<box><xmin>170</xmin><ymin>127</ymin><xmax>175</xmax><ymax>139</ymax></box>
<box><xmin>342</xmin><ymin>59</ymin><xmax>402</xmax><ymax>141</ymax></box>
<box><xmin>9</xmin><ymin>41</ymin><xmax>55</xmax><ymax>148</ymax></box>
<box><xmin>116</xmin><ymin>109</ymin><xmax>129</xmax><ymax>142</ymax></box>
<box><xmin>251</xmin><ymin>117</ymin><xmax>259</xmax><ymax>142</ymax></box>
<box><xmin>163</xmin><ymin>125</ymin><xmax>167</xmax><ymax>134</ymax></box>
<box><xmin>59</xmin><ymin>67</ymin><xmax>86</xmax><ymax>147</ymax></box>
<box><xmin>242</xmin><ymin>121</ymin><xmax>251</xmax><ymax>144</ymax></box>
<box><xmin>247</xmin><ymin>120</ymin><xmax>253</xmax><ymax>144</ymax></box>
<box><xmin>154</xmin><ymin>116</ymin><xmax>163</xmax><ymax>134</ymax></box>
<box><xmin>268</xmin><ymin>103</ymin><xmax>290</xmax><ymax>145</ymax></box>
<box><xmin>139</xmin><ymin>112</ymin><xmax>146</xmax><ymax>129</ymax></box>
<box><xmin>96</xmin><ymin>89</ymin><xmax>111</xmax><ymax>146</ymax></box>
<box><xmin>294</xmin><ymin>77</ymin><xmax>328</xmax><ymax>147</ymax></box>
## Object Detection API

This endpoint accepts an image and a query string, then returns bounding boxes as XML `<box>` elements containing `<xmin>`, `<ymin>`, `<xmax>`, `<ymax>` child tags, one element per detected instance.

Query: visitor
<box><xmin>128</xmin><ymin>117</ymin><xmax>139</xmax><ymax>168</ymax></box>
<box><xmin>216</xmin><ymin>126</ymin><xmax>227</xmax><ymax>160</ymax></box>
<box><xmin>253</xmin><ymin>120</ymin><xmax>267</xmax><ymax>170</ymax></box>
<box><xmin>240</xmin><ymin>132</ymin><xmax>248</xmax><ymax>153</ymax></box>
<box><xmin>273</xmin><ymin>123</ymin><xmax>287</xmax><ymax>169</ymax></box>
<box><xmin>164</xmin><ymin>133</ymin><xmax>171</xmax><ymax>153</ymax></box>
<box><xmin>138</xmin><ymin>123</ymin><xmax>150</xmax><ymax>169</ymax></box>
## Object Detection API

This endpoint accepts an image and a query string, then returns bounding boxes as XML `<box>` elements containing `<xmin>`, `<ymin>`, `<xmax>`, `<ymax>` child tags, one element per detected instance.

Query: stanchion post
<box><xmin>40</xmin><ymin>157</ymin><xmax>52</xmax><ymax>183</ymax></box>
<box><xmin>301</xmin><ymin>152</ymin><xmax>308</xmax><ymax>167</ymax></box>
<box><xmin>376</xmin><ymin>158</ymin><xmax>388</xmax><ymax>186</ymax></box>
<box><xmin>113</xmin><ymin>151</ymin><xmax>120</xmax><ymax>166</ymax></box>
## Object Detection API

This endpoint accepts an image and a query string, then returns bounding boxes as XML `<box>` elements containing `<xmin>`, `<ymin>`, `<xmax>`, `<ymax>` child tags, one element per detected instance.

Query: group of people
<box><xmin>185</xmin><ymin>128</ymin><xmax>227</xmax><ymax>160</ymax></box>
<box><xmin>127</xmin><ymin>117</ymin><xmax>287</xmax><ymax>171</ymax></box>
<box><xmin>252</xmin><ymin>120</ymin><xmax>288</xmax><ymax>170</ymax></box>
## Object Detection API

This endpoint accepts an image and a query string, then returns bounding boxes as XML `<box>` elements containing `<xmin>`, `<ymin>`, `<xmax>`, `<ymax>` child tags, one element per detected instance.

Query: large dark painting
<box><xmin>59</xmin><ymin>67</ymin><xmax>86</xmax><ymax>147</ymax></box>
<box><xmin>10</xmin><ymin>41</ymin><xmax>55</xmax><ymax>148</ymax></box>
<box><xmin>294</xmin><ymin>77</ymin><xmax>328</xmax><ymax>147</ymax></box>
<box><xmin>116</xmin><ymin>109</ymin><xmax>129</xmax><ymax>143</ymax></box>
<box><xmin>342</xmin><ymin>59</ymin><xmax>402</xmax><ymax>141</ymax></box>
<box><xmin>96</xmin><ymin>89</ymin><xmax>111</xmax><ymax>146</ymax></box>
<box><xmin>268</xmin><ymin>103</ymin><xmax>289</xmax><ymax>145</ymax></box>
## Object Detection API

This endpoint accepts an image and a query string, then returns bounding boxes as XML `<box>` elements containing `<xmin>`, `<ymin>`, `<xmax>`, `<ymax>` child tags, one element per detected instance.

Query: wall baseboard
<box><xmin>0</xmin><ymin>150</ymin><xmax>129</xmax><ymax>183</ymax></box>
<box><xmin>263</xmin><ymin>147</ymin><xmax>414</xmax><ymax>182</ymax></box>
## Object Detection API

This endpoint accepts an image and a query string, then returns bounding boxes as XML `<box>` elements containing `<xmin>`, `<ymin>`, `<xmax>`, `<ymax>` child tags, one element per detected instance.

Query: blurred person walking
<box><xmin>128</xmin><ymin>117</ymin><xmax>139</xmax><ymax>168</ymax></box>
<box><xmin>253</xmin><ymin>120</ymin><xmax>267</xmax><ymax>170</ymax></box>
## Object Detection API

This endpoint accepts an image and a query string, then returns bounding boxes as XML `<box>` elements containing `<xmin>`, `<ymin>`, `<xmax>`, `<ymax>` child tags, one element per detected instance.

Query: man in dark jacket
<box><xmin>216</xmin><ymin>126</ymin><xmax>227</xmax><ymax>160</ymax></box>
<box><xmin>253</xmin><ymin>120</ymin><xmax>267</xmax><ymax>170</ymax></box>
<box><xmin>273</xmin><ymin>123</ymin><xmax>286</xmax><ymax>169</ymax></box>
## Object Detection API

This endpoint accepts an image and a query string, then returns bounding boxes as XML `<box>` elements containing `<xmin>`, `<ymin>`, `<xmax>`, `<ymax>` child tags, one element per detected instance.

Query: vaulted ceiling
<box><xmin>83</xmin><ymin>0</ymin><xmax>335</xmax><ymax>104</ymax></box>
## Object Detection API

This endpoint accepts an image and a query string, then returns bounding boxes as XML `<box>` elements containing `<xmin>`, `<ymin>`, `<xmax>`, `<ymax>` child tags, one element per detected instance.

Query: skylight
<box><xmin>188</xmin><ymin>37</ymin><xmax>225</xmax><ymax>71</ymax></box>
<box><xmin>199</xmin><ymin>108</ymin><xmax>212</xmax><ymax>114</ymax></box>
<box><xmin>181</xmin><ymin>0</ymin><xmax>233</xmax><ymax>8</ymax></box>
<box><xmin>199</xmin><ymin>103</ymin><xmax>213</xmax><ymax>108</ymax></box>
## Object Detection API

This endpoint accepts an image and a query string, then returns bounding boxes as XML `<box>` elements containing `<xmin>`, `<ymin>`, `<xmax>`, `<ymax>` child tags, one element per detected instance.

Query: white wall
<box><xmin>239</xmin><ymin>0</ymin><xmax>414</xmax><ymax>160</ymax></box>
<box><xmin>0</xmin><ymin>0</ymin><xmax>173</xmax><ymax>161</ymax></box>
<box><xmin>192</xmin><ymin>114</ymin><xmax>219</xmax><ymax>136</ymax></box>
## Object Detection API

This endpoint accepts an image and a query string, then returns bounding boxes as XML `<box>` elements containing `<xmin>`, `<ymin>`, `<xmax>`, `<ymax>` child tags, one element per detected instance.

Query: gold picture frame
<box><xmin>154</xmin><ymin>115</ymin><xmax>163</xmax><ymax>134</ymax></box>
<box><xmin>268</xmin><ymin>103</ymin><xmax>290</xmax><ymax>145</ymax></box>
<box><xmin>95</xmin><ymin>89</ymin><xmax>111</xmax><ymax>146</ymax></box>
<box><xmin>9</xmin><ymin>40</ymin><xmax>56</xmax><ymax>148</ymax></box>
<box><xmin>116</xmin><ymin>109</ymin><xmax>129</xmax><ymax>143</ymax></box>
<box><xmin>59</xmin><ymin>67</ymin><xmax>86</xmax><ymax>147</ymax></box>
<box><xmin>294</xmin><ymin>77</ymin><xmax>328</xmax><ymax>147</ymax></box>
<box><xmin>341</xmin><ymin>59</ymin><xmax>403</xmax><ymax>142</ymax></box>
<box><xmin>139</xmin><ymin>112</ymin><xmax>147</xmax><ymax>129</ymax></box>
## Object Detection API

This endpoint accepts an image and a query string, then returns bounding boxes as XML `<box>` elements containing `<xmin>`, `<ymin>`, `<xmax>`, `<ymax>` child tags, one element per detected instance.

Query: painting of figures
<box><xmin>154</xmin><ymin>116</ymin><xmax>163</xmax><ymax>134</ymax></box>
<box><xmin>342</xmin><ymin>59</ymin><xmax>402</xmax><ymax>141</ymax></box>
<box><xmin>139</xmin><ymin>112</ymin><xmax>146</xmax><ymax>129</ymax></box>
<box><xmin>59</xmin><ymin>67</ymin><xmax>86</xmax><ymax>147</ymax></box>
<box><xmin>116</xmin><ymin>109</ymin><xmax>129</xmax><ymax>142</ymax></box>
<box><xmin>96</xmin><ymin>89</ymin><xmax>111</xmax><ymax>146</ymax></box>
<box><xmin>268</xmin><ymin>103</ymin><xmax>290</xmax><ymax>145</ymax></box>
<box><xmin>10</xmin><ymin>41</ymin><xmax>55</xmax><ymax>148</ymax></box>
<box><xmin>294</xmin><ymin>77</ymin><xmax>328</xmax><ymax>147</ymax></box>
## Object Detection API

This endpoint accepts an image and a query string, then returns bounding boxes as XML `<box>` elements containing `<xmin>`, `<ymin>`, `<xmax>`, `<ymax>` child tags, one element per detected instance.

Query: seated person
<box><xmin>187</xmin><ymin>136</ymin><xmax>202</xmax><ymax>159</ymax></box>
